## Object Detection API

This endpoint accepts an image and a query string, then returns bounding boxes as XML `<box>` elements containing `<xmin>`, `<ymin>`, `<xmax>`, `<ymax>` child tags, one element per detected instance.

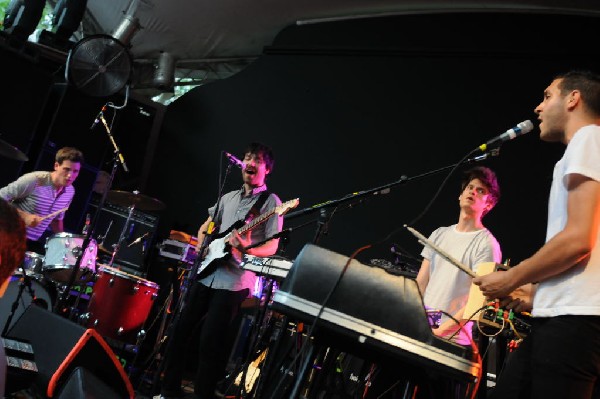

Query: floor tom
<box><xmin>84</xmin><ymin>265</ymin><xmax>159</xmax><ymax>344</ymax></box>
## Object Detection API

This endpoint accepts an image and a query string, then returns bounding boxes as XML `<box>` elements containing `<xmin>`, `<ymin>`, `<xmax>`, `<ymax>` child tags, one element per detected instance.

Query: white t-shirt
<box><xmin>421</xmin><ymin>225</ymin><xmax>502</xmax><ymax>344</ymax></box>
<box><xmin>533</xmin><ymin>125</ymin><xmax>600</xmax><ymax>317</ymax></box>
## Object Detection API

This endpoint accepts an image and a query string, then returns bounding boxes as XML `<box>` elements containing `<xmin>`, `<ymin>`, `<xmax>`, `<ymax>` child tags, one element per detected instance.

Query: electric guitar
<box><xmin>196</xmin><ymin>198</ymin><xmax>299</xmax><ymax>278</ymax></box>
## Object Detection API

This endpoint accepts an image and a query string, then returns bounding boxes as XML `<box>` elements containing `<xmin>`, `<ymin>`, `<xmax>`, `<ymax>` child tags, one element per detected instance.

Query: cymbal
<box><xmin>106</xmin><ymin>190</ymin><xmax>165</xmax><ymax>211</ymax></box>
<box><xmin>0</xmin><ymin>138</ymin><xmax>28</xmax><ymax>161</ymax></box>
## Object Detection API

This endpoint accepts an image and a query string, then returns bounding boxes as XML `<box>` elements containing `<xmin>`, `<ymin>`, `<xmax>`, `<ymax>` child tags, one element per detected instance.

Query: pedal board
<box><xmin>477</xmin><ymin>307</ymin><xmax>531</xmax><ymax>337</ymax></box>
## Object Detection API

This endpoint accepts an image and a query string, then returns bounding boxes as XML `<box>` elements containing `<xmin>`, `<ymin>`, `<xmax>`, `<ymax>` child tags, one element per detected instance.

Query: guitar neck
<box><xmin>237</xmin><ymin>208</ymin><xmax>276</xmax><ymax>235</ymax></box>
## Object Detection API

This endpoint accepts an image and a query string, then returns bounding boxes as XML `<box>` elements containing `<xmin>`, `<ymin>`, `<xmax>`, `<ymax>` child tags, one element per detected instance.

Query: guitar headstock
<box><xmin>275</xmin><ymin>198</ymin><xmax>300</xmax><ymax>216</ymax></box>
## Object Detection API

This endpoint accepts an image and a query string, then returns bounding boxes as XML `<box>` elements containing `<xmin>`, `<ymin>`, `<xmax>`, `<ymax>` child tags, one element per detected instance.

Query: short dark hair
<box><xmin>555</xmin><ymin>70</ymin><xmax>600</xmax><ymax>117</ymax></box>
<box><xmin>244</xmin><ymin>142</ymin><xmax>275</xmax><ymax>172</ymax></box>
<box><xmin>0</xmin><ymin>199</ymin><xmax>26</xmax><ymax>283</ymax></box>
<box><xmin>461</xmin><ymin>166</ymin><xmax>500</xmax><ymax>215</ymax></box>
<box><xmin>56</xmin><ymin>147</ymin><xmax>84</xmax><ymax>164</ymax></box>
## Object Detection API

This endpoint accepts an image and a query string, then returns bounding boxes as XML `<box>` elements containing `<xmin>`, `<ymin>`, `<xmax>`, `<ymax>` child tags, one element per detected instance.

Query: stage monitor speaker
<box><xmin>55</xmin><ymin>366</ymin><xmax>121</xmax><ymax>399</ymax></box>
<box><xmin>87</xmin><ymin>198</ymin><xmax>159</xmax><ymax>272</ymax></box>
<box><xmin>5</xmin><ymin>304</ymin><xmax>134</xmax><ymax>398</ymax></box>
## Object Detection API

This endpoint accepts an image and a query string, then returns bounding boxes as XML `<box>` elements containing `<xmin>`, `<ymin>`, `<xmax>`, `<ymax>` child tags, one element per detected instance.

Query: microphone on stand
<box><xmin>128</xmin><ymin>232</ymin><xmax>150</xmax><ymax>248</ymax></box>
<box><xmin>90</xmin><ymin>104</ymin><xmax>108</xmax><ymax>130</ymax></box>
<box><xmin>224</xmin><ymin>152</ymin><xmax>244</xmax><ymax>169</ymax></box>
<box><xmin>476</xmin><ymin>120</ymin><xmax>534</xmax><ymax>152</ymax></box>
<box><xmin>466</xmin><ymin>148</ymin><xmax>501</xmax><ymax>163</ymax></box>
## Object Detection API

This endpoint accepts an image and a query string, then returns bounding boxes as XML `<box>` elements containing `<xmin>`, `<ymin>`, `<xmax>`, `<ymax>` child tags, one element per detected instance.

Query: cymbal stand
<box><xmin>52</xmin><ymin>98</ymin><xmax>128</xmax><ymax>318</ymax></box>
<box><xmin>97</xmin><ymin>219</ymin><xmax>114</xmax><ymax>250</ymax></box>
<box><xmin>54</xmin><ymin>151</ymin><xmax>124</xmax><ymax>317</ymax></box>
<box><xmin>108</xmin><ymin>203</ymin><xmax>136</xmax><ymax>267</ymax></box>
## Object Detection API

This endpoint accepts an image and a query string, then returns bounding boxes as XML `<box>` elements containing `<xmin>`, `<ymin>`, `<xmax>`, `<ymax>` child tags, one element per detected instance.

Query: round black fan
<box><xmin>66</xmin><ymin>34</ymin><xmax>133</xmax><ymax>97</ymax></box>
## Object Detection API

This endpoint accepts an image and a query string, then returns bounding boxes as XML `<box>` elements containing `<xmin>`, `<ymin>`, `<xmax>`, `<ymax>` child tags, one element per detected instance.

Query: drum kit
<box><xmin>2</xmin><ymin>185</ymin><xmax>164</xmax><ymax>347</ymax></box>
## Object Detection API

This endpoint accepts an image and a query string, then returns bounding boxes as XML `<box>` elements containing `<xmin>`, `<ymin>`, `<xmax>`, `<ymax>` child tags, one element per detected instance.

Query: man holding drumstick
<box><xmin>0</xmin><ymin>147</ymin><xmax>84</xmax><ymax>253</ymax></box>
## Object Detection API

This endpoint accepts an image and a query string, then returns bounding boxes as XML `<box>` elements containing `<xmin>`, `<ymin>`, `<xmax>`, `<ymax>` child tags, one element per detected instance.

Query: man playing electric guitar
<box><xmin>160</xmin><ymin>142</ymin><xmax>286</xmax><ymax>399</ymax></box>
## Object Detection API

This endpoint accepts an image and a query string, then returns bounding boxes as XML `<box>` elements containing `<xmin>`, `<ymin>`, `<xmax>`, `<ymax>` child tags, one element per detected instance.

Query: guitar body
<box><xmin>464</xmin><ymin>262</ymin><xmax>497</xmax><ymax>318</ymax></box>
<box><xmin>197</xmin><ymin>236</ymin><xmax>231</xmax><ymax>278</ymax></box>
<box><xmin>194</xmin><ymin>198</ymin><xmax>299</xmax><ymax>279</ymax></box>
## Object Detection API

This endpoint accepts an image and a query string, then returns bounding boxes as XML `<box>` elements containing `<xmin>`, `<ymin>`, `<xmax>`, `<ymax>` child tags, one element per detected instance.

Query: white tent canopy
<box><xmin>22</xmin><ymin>0</ymin><xmax>600</xmax><ymax>99</ymax></box>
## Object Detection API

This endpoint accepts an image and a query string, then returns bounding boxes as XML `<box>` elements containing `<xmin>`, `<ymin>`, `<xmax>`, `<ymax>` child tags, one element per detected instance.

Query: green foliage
<box><xmin>0</xmin><ymin>1</ymin><xmax>55</xmax><ymax>32</ymax></box>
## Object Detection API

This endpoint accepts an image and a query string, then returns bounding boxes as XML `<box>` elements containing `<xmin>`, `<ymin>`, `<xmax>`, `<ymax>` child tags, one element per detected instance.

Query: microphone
<box><xmin>90</xmin><ymin>104</ymin><xmax>107</xmax><ymax>130</ymax></box>
<box><xmin>477</xmin><ymin>120</ymin><xmax>534</xmax><ymax>152</ymax></box>
<box><xmin>128</xmin><ymin>232</ymin><xmax>150</xmax><ymax>248</ymax></box>
<box><xmin>224</xmin><ymin>152</ymin><xmax>244</xmax><ymax>169</ymax></box>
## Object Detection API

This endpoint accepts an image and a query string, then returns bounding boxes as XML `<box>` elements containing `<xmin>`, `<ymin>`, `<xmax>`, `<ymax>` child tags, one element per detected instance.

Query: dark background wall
<box><xmin>146</xmin><ymin>12</ymin><xmax>592</xmax><ymax>268</ymax></box>
<box><xmin>2</xmin><ymin>11</ymin><xmax>598</xmax><ymax>274</ymax></box>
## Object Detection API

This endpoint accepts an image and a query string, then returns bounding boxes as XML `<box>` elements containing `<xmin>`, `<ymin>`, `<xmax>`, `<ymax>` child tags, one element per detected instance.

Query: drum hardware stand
<box><xmin>136</xmin><ymin>287</ymin><xmax>175</xmax><ymax>390</ymax></box>
<box><xmin>2</xmin><ymin>272</ymin><xmax>39</xmax><ymax>336</ymax></box>
<box><xmin>108</xmin><ymin>202</ymin><xmax>137</xmax><ymax>267</ymax></box>
<box><xmin>97</xmin><ymin>219</ymin><xmax>114</xmax><ymax>251</ymax></box>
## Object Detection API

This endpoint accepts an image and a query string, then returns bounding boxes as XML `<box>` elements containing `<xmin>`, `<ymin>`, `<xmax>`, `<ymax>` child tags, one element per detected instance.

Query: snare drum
<box><xmin>18</xmin><ymin>251</ymin><xmax>45</xmax><ymax>277</ymax></box>
<box><xmin>43</xmin><ymin>233</ymin><xmax>97</xmax><ymax>283</ymax></box>
<box><xmin>84</xmin><ymin>265</ymin><xmax>159</xmax><ymax>343</ymax></box>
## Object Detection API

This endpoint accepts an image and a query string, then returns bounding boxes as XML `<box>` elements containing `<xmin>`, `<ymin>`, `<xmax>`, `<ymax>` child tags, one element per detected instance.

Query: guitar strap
<box><xmin>245</xmin><ymin>191</ymin><xmax>270</xmax><ymax>223</ymax></box>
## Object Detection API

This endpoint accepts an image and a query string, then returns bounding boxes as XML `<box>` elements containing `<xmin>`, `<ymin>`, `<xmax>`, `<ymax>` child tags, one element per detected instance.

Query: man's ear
<box><xmin>567</xmin><ymin>90</ymin><xmax>581</xmax><ymax>111</ymax></box>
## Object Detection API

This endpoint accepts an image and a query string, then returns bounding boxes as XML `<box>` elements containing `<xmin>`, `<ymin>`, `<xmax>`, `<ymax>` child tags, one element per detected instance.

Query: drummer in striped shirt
<box><xmin>0</xmin><ymin>147</ymin><xmax>84</xmax><ymax>253</ymax></box>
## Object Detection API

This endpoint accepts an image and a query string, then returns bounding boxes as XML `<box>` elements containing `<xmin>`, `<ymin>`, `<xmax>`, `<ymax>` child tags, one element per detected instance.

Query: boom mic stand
<box><xmin>53</xmin><ymin>101</ymin><xmax>129</xmax><ymax>319</ymax></box>
<box><xmin>278</xmin><ymin>150</ymin><xmax>499</xmax><ymax>398</ymax></box>
<box><xmin>151</xmin><ymin>159</ymin><xmax>236</xmax><ymax>393</ymax></box>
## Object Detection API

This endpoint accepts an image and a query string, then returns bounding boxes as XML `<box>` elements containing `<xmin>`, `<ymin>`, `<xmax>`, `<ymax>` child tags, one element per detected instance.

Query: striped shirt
<box><xmin>0</xmin><ymin>171</ymin><xmax>75</xmax><ymax>241</ymax></box>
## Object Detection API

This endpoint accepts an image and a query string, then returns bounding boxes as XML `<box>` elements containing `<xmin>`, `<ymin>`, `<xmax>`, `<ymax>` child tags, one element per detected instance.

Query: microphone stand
<box><xmin>2</xmin><ymin>271</ymin><xmax>37</xmax><ymax>336</ymax></box>
<box><xmin>282</xmin><ymin>150</ymin><xmax>498</xmax><ymax>397</ymax></box>
<box><xmin>152</xmin><ymin>160</ymin><xmax>236</xmax><ymax>393</ymax></box>
<box><xmin>53</xmin><ymin>111</ymin><xmax>129</xmax><ymax>318</ymax></box>
<box><xmin>285</xmin><ymin>150</ymin><xmax>498</xmax><ymax>224</ymax></box>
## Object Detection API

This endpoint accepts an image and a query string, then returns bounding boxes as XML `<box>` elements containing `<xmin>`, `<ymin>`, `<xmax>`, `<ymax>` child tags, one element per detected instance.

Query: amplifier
<box><xmin>86</xmin><ymin>200</ymin><xmax>159</xmax><ymax>272</ymax></box>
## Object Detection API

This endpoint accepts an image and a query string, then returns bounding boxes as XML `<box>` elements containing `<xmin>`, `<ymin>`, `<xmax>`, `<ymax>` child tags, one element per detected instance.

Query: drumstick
<box><xmin>39</xmin><ymin>207</ymin><xmax>69</xmax><ymax>221</ymax></box>
<box><xmin>405</xmin><ymin>225</ymin><xmax>476</xmax><ymax>278</ymax></box>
